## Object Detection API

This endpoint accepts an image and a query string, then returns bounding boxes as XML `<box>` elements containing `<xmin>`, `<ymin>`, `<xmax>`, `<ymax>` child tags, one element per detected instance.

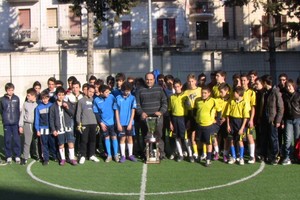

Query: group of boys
<box><xmin>0</xmin><ymin>70</ymin><xmax>299</xmax><ymax>167</ymax></box>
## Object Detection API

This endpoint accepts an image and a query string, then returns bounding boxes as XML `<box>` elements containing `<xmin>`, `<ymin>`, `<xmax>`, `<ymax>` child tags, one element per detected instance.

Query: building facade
<box><xmin>0</xmin><ymin>0</ymin><xmax>299</xmax><ymax>100</ymax></box>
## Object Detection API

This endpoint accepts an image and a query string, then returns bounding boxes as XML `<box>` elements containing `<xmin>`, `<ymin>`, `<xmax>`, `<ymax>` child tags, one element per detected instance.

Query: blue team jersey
<box><xmin>113</xmin><ymin>94</ymin><xmax>137</xmax><ymax>126</ymax></box>
<box><xmin>93</xmin><ymin>94</ymin><xmax>116</xmax><ymax>126</ymax></box>
<box><xmin>111</xmin><ymin>88</ymin><xmax>122</xmax><ymax>97</ymax></box>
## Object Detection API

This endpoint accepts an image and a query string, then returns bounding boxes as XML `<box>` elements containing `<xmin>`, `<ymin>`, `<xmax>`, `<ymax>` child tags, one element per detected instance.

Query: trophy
<box><xmin>145</xmin><ymin>116</ymin><xmax>160</xmax><ymax>164</ymax></box>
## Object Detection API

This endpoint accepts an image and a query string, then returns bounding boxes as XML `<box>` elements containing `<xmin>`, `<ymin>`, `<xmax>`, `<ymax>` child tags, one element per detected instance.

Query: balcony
<box><xmin>9</xmin><ymin>27</ymin><xmax>39</xmax><ymax>45</ymax></box>
<box><xmin>189</xmin><ymin>1</ymin><xmax>214</xmax><ymax>20</ymax></box>
<box><xmin>191</xmin><ymin>38</ymin><xmax>244</xmax><ymax>51</ymax></box>
<box><xmin>119</xmin><ymin>33</ymin><xmax>186</xmax><ymax>49</ymax></box>
<box><xmin>7</xmin><ymin>0</ymin><xmax>39</xmax><ymax>3</ymax></box>
<box><xmin>57</xmin><ymin>27</ymin><xmax>87</xmax><ymax>43</ymax></box>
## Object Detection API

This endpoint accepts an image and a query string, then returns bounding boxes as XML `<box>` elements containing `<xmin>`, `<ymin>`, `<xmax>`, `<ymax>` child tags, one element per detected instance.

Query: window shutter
<box><xmin>47</xmin><ymin>8</ymin><xmax>57</xmax><ymax>28</ymax></box>
<box><xmin>157</xmin><ymin>19</ymin><xmax>163</xmax><ymax>45</ymax></box>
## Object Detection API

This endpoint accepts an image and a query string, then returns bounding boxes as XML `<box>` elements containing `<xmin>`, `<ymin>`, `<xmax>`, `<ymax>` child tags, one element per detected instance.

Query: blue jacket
<box><xmin>35</xmin><ymin>102</ymin><xmax>53</xmax><ymax>131</ymax></box>
<box><xmin>0</xmin><ymin>94</ymin><xmax>20</xmax><ymax>126</ymax></box>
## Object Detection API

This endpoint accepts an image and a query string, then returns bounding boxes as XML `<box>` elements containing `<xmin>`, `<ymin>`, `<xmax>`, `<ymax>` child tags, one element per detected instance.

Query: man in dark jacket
<box><xmin>136</xmin><ymin>72</ymin><xmax>168</xmax><ymax>160</ymax></box>
<box><xmin>282</xmin><ymin>79</ymin><xmax>300</xmax><ymax>165</ymax></box>
<box><xmin>261</xmin><ymin>75</ymin><xmax>284</xmax><ymax>165</ymax></box>
<box><xmin>0</xmin><ymin>83</ymin><xmax>21</xmax><ymax>164</ymax></box>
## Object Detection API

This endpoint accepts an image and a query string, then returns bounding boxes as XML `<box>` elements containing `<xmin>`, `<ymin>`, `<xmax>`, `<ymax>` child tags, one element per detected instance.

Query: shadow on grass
<box><xmin>0</xmin><ymin>187</ymin><xmax>136</xmax><ymax>200</ymax></box>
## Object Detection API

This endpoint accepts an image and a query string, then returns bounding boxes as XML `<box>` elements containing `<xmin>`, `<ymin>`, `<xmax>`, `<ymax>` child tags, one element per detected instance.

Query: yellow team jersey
<box><xmin>183</xmin><ymin>87</ymin><xmax>202</xmax><ymax>111</ymax></box>
<box><xmin>218</xmin><ymin>96</ymin><xmax>231</xmax><ymax>118</ymax></box>
<box><xmin>168</xmin><ymin>93</ymin><xmax>187</xmax><ymax>117</ymax></box>
<box><xmin>226</xmin><ymin>98</ymin><xmax>251</xmax><ymax>119</ymax></box>
<box><xmin>243</xmin><ymin>88</ymin><xmax>256</xmax><ymax>108</ymax></box>
<box><xmin>195</xmin><ymin>97</ymin><xmax>220</xmax><ymax>126</ymax></box>
<box><xmin>212</xmin><ymin>83</ymin><xmax>231</xmax><ymax>99</ymax></box>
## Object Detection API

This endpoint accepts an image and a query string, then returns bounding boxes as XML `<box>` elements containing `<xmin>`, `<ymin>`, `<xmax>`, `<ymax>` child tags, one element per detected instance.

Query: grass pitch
<box><xmin>0</xmin><ymin>123</ymin><xmax>300</xmax><ymax>200</ymax></box>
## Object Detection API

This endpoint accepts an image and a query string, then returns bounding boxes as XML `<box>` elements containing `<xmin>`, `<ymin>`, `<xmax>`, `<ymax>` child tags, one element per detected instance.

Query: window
<box><xmin>19</xmin><ymin>9</ymin><xmax>31</xmax><ymax>29</ymax></box>
<box><xmin>157</xmin><ymin>18</ymin><xmax>176</xmax><ymax>45</ymax></box>
<box><xmin>47</xmin><ymin>8</ymin><xmax>58</xmax><ymax>28</ymax></box>
<box><xmin>223</xmin><ymin>22</ymin><xmax>229</xmax><ymax>39</ymax></box>
<box><xmin>69</xmin><ymin>7</ymin><xmax>81</xmax><ymax>36</ymax></box>
<box><xmin>196</xmin><ymin>21</ymin><xmax>208</xmax><ymax>40</ymax></box>
<box><xmin>122</xmin><ymin>21</ymin><xmax>131</xmax><ymax>47</ymax></box>
<box><xmin>251</xmin><ymin>25</ymin><xmax>261</xmax><ymax>39</ymax></box>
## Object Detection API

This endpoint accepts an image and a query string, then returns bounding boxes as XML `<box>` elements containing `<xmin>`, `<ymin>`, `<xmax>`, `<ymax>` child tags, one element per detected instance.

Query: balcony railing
<box><xmin>9</xmin><ymin>27</ymin><xmax>39</xmax><ymax>44</ymax></box>
<box><xmin>191</xmin><ymin>39</ymin><xmax>244</xmax><ymax>51</ymax></box>
<box><xmin>119</xmin><ymin>33</ymin><xmax>186</xmax><ymax>48</ymax></box>
<box><xmin>57</xmin><ymin>27</ymin><xmax>87</xmax><ymax>42</ymax></box>
<box><xmin>189</xmin><ymin>1</ymin><xmax>214</xmax><ymax>20</ymax></box>
<box><xmin>7</xmin><ymin>0</ymin><xmax>39</xmax><ymax>3</ymax></box>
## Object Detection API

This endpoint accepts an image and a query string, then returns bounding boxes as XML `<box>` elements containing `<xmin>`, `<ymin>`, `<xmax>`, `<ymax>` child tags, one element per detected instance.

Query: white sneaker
<box><xmin>89</xmin><ymin>155</ymin><xmax>100</xmax><ymax>162</ymax></box>
<box><xmin>239</xmin><ymin>158</ymin><xmax>245</xmax><ymax>165</ymax></box>
<box><xmin>228</xmin><ymin>157</ymin><xmax>236</xmax><ymax>164</ymax></box>
<box><xmin>15</xmin><ymin>157</ymin><xmax>21</xmax><ymax>164</ymax></box>
<box><xmin>200</xmin><ymin>154</ymin><xmax>207</xmax><ymax>161</ymax></box>
<box><xmin>7</xmin><ymin>157</ymin><xmax>12</xmax><ymax>164</ymax></box>
<box><xmin>79</xmin><ymin>157</ymin><xmax>86</xmax><ymax>164</ymax></box>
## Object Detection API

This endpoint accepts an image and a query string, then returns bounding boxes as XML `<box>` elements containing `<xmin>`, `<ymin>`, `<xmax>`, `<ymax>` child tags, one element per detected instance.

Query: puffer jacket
<box><xmin>282</xmin><ymin>91</ymin><xmax>300</xmax><ymax>120</ymax></box>
<box><xmin>0</xmin><ymin>94</ymin><xmax>20</xmax><ymax>125</ymax></box>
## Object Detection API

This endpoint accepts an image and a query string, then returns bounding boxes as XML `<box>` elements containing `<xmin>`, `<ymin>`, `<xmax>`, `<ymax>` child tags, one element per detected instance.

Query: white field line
<box><xmin>27</xmin><ymin>160</ymin><xmax>265</xmax><ymax>196</ymax></box>
<box><xmin>139</xmin><ymin>163</ymin><xmax>148</xmax><ymax>200</ymax></box>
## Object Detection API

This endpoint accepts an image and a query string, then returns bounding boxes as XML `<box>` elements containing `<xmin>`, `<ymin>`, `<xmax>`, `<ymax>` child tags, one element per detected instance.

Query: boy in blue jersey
<box><xmin>112</xmin><ymin>73</ymin><xmax>126</xmax><ymax>97</ymax></box>
<box><xmin>35</xmin><ymin>91</ymin><xmax>53</xmax><ymax>165</ymax></box>
<box><xmin>94</xmin><ymin>85</ymin><xmax>119</xmax><ymax>162</ymax></box>
<box><xmin>114</xmin><ymin>82</ymin><xmax>137</xmax><ymax>162</ymax></box>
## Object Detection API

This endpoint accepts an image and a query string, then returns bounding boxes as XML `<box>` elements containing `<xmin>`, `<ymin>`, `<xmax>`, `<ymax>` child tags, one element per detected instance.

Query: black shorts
<box><xmin>218</xmin><ymin>122</ymin><xmax>228</xmax><ymax>138</ymax></box>
<box><xmin>197</xmin><ymin>124</ymin><xmax>215</xmax><ymax>144</ymax></box>
<box><xmin>118</xmin><ymin>126</ymin><xmax>134</xmax><ymax>137</ymax></box>
<box><xmin>229</xmin><ymin>117</ymin><xmax>247</xmax><ymax>142</ymax></box>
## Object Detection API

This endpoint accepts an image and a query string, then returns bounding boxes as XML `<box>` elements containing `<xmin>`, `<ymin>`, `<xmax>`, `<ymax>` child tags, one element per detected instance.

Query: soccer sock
<box><xmin>231</xmin><ymin>146</ymin><xmax>236</xmax><ymax>159</ymax></box>
<box><xmin>207</xmin><ymin>152</ymin><xmax>212</xmax><ymax>161</ymax></box>
<box><xmin>193</xmin><ymin>144</ymin><xmax>198</xmax><ymax>156</ymax></box>
<box><xmin>69</xmin><ymin>148</ymin><xmax>75</xmax><ymax>160</ymax></box>
<box><xmin>105</xmin><ymin>138</ymin><xmax>111</xmax><ymax>157</ymax></box>
<box><xmin>184</xmin><ymin>140</ymin><xmax>193</xmax><ymax>157</ymax></box>
<box><xmin>249</xmin><ymin>144</ymin><xmax>255</xmax><ymax>158</ymax></box>
<box><xmin>240</xmin><ymin>146</ymin><xmax>245</xmax><ymax>159</ymax></box>
<box><xmin>203</xmin><ymin>144</ymin><xmax>207</xmax><ymax>154</ymax></box>
<box><xmin>176</xmin><ymin>139</ymin><xmax>183</xmax><ymax>156</ymax></box>
<box><xmin>127</xmin><ymin>143</ymin><xmax>133</xmax><ymax>156</ymax></box>
<box><xmin>214</xmin><ymin>145</ymin><xmax>219</xmax><ymax>153</ymax></box>
<box><xmin>223</xmin><ymin>150</ymin><xmax>228</xmax><ymax>156</ymax></box>
<box><xmin>59</xmin><ymin>148</ymin><xmax>65</xmax><ymax>160</ymax></box>
<box><xmin>112</xmin><ymin>139</ymin><xmax>119</xmax><ymax>156</ymax></box>
<box><xmin>120</xmin><ymin>143</ymin><xmax>126</xmax><ymax>157</ymax></box>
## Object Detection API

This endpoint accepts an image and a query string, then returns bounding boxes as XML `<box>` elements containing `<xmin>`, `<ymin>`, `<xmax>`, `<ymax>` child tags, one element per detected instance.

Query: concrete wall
<box><xmin>0</xmin><ymin>50</ymin><xmax>299</xmax><ymax>101</ymax></box>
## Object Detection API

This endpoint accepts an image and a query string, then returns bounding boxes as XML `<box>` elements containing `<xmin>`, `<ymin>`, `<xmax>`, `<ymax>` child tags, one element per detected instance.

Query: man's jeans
<box><xmin>283</xmin><ymin>118</ymin><xmax>300</xmax><ymax>159</ymax></box>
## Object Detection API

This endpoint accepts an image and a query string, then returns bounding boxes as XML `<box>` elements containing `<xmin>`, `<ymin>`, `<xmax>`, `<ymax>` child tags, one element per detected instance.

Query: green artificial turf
<box><xmin>0</xmin><ymin>121</ymin><xmax>300</xmax><ymax>200</ymax></box>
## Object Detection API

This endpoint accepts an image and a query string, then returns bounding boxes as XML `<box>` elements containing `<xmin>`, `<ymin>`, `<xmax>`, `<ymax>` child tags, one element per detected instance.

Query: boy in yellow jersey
<box><xmin>184</xmin><ymin>74</ymin><xmax>202</xmax><ymax>162</ymax></box>
<box><xmin>218</xmin><ymin>83</ymin><xmax>231</xmax><ymax>163</ymax></box>
<box><xmin>240</xmin><ymin>74</ymin><xmax>256</xmax><ymax>164</ymax></box>
<box><xmin>212</xmin><ymin>70</ymin><xmax>227</xmax><ymax>99</ymax></box>
<box><xmin>226</xmin><ymin>86</ymin><xmax>251</xmax><ymax>165</ymax></box>
<box><xmin>194</xmin><ymin>86</ymin><xmax>220</xmax><ymax>167</ymax></box>
<box><xmin>169</xmin><ymin>78</ymin><xmax>192</xmax><ymax>162</ymax></box>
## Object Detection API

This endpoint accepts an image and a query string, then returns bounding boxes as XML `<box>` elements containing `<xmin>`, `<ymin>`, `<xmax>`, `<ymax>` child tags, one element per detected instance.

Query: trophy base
<box><xmin>145</xmin><ymin>158</ymin><xmax>160</xmax><ymax>164</ymax></box>
<box><xmin>145</xmin><ymin>141</ymin><xmax>160</xmax><ymax>164</ymax></box>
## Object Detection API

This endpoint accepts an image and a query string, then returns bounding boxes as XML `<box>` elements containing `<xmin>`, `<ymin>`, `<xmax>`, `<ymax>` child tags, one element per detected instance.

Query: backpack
<box><xmin>295</xmin><ymin>138</ymin><xmax>300</xmax><ymax>161</ymax></box>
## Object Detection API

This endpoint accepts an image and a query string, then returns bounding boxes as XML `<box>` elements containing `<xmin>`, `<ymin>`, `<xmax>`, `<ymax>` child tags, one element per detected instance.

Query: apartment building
<box><xmin>0</xmin><ymin>0</ymin><xmax>299</xmax><ymax>100</ymax></box>
<box><xmin>1</xmin><ymin>0</ymin><xmax>299</xmax><ymax>52</ymax></box>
